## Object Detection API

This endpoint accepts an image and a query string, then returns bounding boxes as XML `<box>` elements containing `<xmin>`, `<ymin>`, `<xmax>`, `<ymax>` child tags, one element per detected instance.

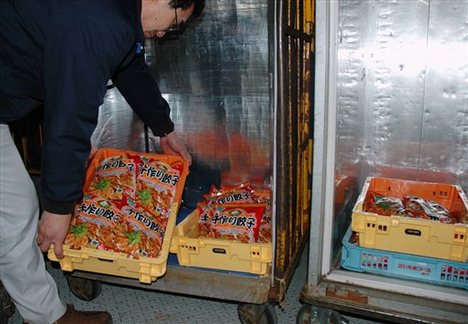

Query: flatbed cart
<box><xmin>63</xmin><ymin>208</ymin><xmax>279</xmax><ymax>323</ymax></box>
<box><xmin>297</xmin><ymin>1</ymin><xmax>468</xmax><ymax>323</ymax></box>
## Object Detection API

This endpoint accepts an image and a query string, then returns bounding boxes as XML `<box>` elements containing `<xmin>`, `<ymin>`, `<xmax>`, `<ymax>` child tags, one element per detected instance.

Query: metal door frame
<box><xmin>271</xmin><ymin>0</ymin><xmax>314</xmax><ymax>302</ymax></box>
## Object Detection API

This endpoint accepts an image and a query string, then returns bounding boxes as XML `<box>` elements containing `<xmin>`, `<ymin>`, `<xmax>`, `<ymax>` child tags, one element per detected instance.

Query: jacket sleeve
<box><xmin>41</xmin><ymin>16</ymin><xmax>132</xmax><ymax>214</ymax></box>
<box><xmin>112</xmin><ymin>52</ymin><xmax>175</xmax><ymax>137</ymax></box>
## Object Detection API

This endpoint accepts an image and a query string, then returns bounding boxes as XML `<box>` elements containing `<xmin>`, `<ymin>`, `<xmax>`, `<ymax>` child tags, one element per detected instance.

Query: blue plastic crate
<box><xmin>341</xmin><ymin>226</ymin><xmax>468</xmax><ymax>290</ymax></box>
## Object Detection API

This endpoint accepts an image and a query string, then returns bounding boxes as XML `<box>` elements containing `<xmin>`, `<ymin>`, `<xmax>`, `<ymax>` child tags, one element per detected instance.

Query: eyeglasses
<box><xmin>165</xmin><ymin>8</ymin><xmax>181</xmax><ymax>33</ymax></box>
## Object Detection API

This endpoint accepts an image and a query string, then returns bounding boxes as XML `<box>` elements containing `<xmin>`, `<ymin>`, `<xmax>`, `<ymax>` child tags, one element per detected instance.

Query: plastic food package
<box><xmin>363</xmin><ymin>191</ymin><xmax>405</xmax><ymax>216</ymax></box>
<box><xmin>86</xmin><ymin>155</ymin><xmax>136</xmax><ymax>200</ymax></box>
<box><xmin>402</xmin><ymin>195</ymin><xmax>452</xmax><ymax>223</ymax></box>
<box><xmin>252</xmin><ymin>189</ymin><xmax>273</xmax><ymax>243</ymax></box>
<box><xmin>201</xmin><ymin>204</ymin><xmax>266</xmax><ymax>243</ymax></box>
<box><xmin>65</xmin><ymin>196</ymin><xmax>124</xmax><ymax>251</ymax></box>
<box><xmin>196</xmin><ymin>183</ymin><xmax>272</xmax><ymax>243</ymax></box>
<box><xmin>363</xmin><ymin>191</ymin><xmax>453</xmax><ymax>223</ymax></box>
<box><xmin>204</xmin><ymin>182</ymin><xmax>257</xmax><ymax>205</ymax></box>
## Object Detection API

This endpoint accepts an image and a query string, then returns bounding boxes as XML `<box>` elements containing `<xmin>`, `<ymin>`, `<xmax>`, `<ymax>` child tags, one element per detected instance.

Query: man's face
<box><xmin>141</xmin><ymin>0</ymin><xmax>195</xmax><ymax>38</ymax></box>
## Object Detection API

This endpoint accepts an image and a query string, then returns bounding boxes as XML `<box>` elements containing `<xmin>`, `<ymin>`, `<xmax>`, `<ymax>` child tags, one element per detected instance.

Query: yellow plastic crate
<box><xmin>170</xmin><ymin>209</ymin><xmax>273</xmax><ymax>274</ymax></box>
<box><xmin>352</xmin><ymin>177</ymin><xmax>468</xmax><ymax>262</ymax></box>
<box><xmin>48</xmin><ymin>204</ymin><xmax>178</xmax><ymax>284</ymax></box>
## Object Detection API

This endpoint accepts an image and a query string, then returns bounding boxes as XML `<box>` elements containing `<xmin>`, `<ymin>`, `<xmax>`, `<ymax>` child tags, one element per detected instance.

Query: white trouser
<box><xmin>0</xmin><ymin>124</ymin><xmax>66</xmax><ymax>324</ymax></box>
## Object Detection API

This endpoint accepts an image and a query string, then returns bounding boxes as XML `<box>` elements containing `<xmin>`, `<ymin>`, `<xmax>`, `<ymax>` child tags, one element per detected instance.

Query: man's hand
<box><xmin>160</xmin><ymin>131</ymin><xmax>192</xmax><ymax>165</ymax></box>
<box><xmin>36</xmin><ymin>211</ymin><xmax>72</xmax><ymax>259</ymax></box>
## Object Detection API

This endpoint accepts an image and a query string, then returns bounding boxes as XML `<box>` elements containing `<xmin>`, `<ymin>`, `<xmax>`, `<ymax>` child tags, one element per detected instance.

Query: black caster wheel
<box><xmin>0</xmin><ymin>281</ymin><xmax>15</xmax><ymax>324</ymax></box>
<box><xmin>66</xmin><ymin>275</ymin><xmax>102</xmax><ymax>301</ymax></box>
<box><xmin>296</xmin><ymin>304</ymin><xmax>349</xmax><ymax>324</ymax></box>
<box><xmin>238</xmin><ymin>302</ymin><xmax>277</xmax><ymax>324</ymax></box>
<box><xmin>296</xmin><ymin>304</ymin><xmax>313</xmax><ymax>324</ymax></box>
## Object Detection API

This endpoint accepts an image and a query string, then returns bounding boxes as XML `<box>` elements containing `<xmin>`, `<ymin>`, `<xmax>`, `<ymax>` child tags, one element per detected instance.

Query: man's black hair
<box><xmin>169</xmin><ymin>0</ymin><xmax>205</xmax><ymax>19</ymax></box>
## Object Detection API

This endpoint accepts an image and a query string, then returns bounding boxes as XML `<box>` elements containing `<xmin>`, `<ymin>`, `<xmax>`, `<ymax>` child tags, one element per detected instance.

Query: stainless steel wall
<box><xmin>92</xmin><ymin>1</ymin><xmax>271</xmax><ymax>194</ymax></box>
<box><xmin>335</xmin><ymin>0</ymin><xmax>468</xmax><ymax>191</ymax></box>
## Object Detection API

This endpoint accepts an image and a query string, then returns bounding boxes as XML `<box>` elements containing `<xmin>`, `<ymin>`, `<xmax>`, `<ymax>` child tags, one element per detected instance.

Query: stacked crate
<box><xmin>341</xmin><ymin>177</ymin><xmax>468</xmax><ymax>289</ymax></box>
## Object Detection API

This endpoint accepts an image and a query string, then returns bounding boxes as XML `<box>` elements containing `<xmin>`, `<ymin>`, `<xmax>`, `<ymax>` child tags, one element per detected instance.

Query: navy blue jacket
<box><xmin>0</xmin><ymin>0</ymin><xmax>175</xmax><ymax>214</ymax></box>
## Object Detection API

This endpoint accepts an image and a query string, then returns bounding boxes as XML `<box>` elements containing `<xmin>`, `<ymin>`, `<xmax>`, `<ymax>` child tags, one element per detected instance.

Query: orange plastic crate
<box><xmin>48</xmin><ymin>148</ymin><xmax>189</xmax><ymax>283</ymax></box>
<box><xmin>352</xmin><ymin>177</ymin><xmax>468</xmax><ymax>262</ymax></box>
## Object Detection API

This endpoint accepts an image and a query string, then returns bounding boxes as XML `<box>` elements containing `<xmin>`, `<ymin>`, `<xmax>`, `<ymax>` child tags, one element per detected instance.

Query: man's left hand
<box><xmin>36</xmin><ymin>211</ymin><xmax>72</xmax><ymax>259</ymax></box>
